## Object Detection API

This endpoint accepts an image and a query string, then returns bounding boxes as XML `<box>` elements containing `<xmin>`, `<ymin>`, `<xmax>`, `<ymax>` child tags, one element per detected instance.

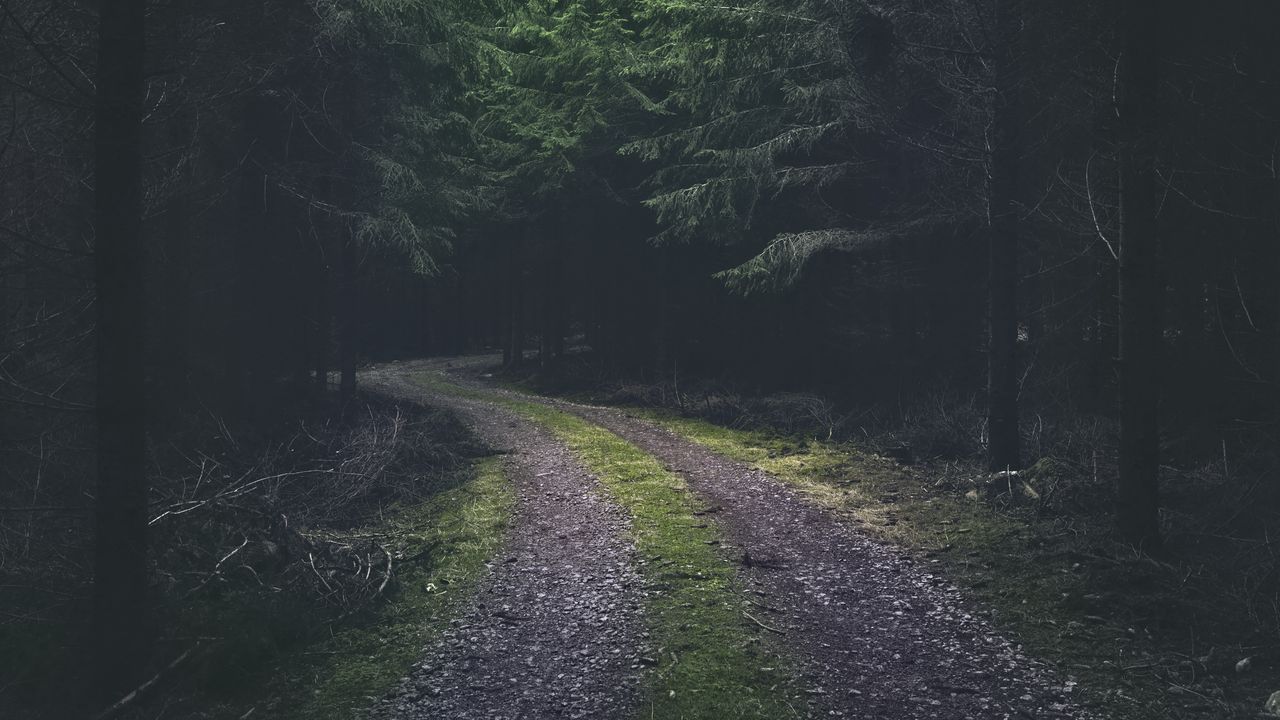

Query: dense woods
<box><xmin>3</xmin><ymin>0</ymin><xmax>1280</xmax><ymax>717</ymax></box>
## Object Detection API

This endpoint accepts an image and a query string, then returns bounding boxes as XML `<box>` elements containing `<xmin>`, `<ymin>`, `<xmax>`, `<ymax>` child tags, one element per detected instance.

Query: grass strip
<box><xmin>266</xmin><ymin>456</ymin><xmax>515</xmax><ymax>720</ymax></box>
<box><xmin>624</xmin><ymin>409</ymin><xmax>1189</xmax><ymax>720</ymax></box>
<box><xmin>413</xmin><ymin>374</ymin><xmax>799</xmax><ymax>720</ymax></box>
<box><xmin>463</xmin><ymin>369</ymin><xmax>1260</xmax><ymax>717</ymax></box>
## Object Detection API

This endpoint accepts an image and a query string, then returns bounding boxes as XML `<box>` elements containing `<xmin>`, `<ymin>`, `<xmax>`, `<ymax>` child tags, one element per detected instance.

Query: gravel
<box><xmin>362</xmin><ymin>368</ymin><xmax>647</xmax><ymax>720</ymax></box>
<box><xmin>362</xmin><ymin>358</ymin><xmax>1097</xmax><ymax>719</ymax></box>
<box><xmin>552</xmin><ymin>400</ymin><xmax>1095</xmax><ymax>720</ymax></box>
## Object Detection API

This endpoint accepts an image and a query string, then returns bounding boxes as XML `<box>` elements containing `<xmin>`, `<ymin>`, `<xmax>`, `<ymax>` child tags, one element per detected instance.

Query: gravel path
<box><xmin>551</xmin><ymin>403</ymin><xmax>1087</xmax><ymax>720</ymax></box>
<box><xmin>421</xmin><ymin>355</ymin><xmax>1092</xmax><ymax>720</ymax></box>
<box><xmin>361</xmin><ymin>368</ymin><xmax>647</xmax><ymax>720</ymax></box>
<box><xmin>361</xmin><ymin>357</ymin><xmax>1093</xmax><ymax>720</ymax></box>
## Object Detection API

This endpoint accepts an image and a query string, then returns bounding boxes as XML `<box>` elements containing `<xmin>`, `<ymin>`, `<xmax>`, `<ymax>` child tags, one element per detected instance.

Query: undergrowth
<box><xmin>259</xmin><ymin>456</ymin><xmax>513</xmax><ymax>720</ymax></box>
<box><xmin>168</xmin><ymin>403</ymin><xmax>515</xmax><ymax>720</ymax></box>
<box><xmin>1</xmin><ymin>393</ymin><xmax>514</xmax><ymax>720</ymax></box>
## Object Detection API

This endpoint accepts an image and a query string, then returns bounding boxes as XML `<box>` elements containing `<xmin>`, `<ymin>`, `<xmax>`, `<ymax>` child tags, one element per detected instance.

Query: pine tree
<box><xmin>92</xmin><ymin>0</ymin><xmax>150</xmax><ymax>698</ymax></box>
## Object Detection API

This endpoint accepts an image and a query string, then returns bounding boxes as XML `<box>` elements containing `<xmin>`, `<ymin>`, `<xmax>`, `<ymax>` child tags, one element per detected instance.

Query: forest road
<box><xmin>363</xmin><ymin>357</ymin><xmax>1093</xmax><ymax>720</ymax></box>
<box><xmin>361</xmin><ymin>366</ymin><xmax>649</xmax><ymax>720</ymax></box>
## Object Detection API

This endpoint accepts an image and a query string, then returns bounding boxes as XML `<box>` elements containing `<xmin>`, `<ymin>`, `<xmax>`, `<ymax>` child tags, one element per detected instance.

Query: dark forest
<box><xmin>3</xmin><ymin>1</ymin><xmax>1279</xmax><ymax>718</ymax></box>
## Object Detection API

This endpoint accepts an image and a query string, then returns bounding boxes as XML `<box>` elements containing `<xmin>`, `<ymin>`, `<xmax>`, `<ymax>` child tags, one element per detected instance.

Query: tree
<box><xmin>91</xmin><ymin>0</ymin><xmax>150</xmax><ymax>698</ymax></box>
<box><xmin>985</xmin><ymin>0</ymin><xmax>1022</xmax><ymax>472</ymax></box>
<box><xmin>1115</xmin><ymin>0</ymin><xmax>1162</xmax><ymax>549</ymax></box>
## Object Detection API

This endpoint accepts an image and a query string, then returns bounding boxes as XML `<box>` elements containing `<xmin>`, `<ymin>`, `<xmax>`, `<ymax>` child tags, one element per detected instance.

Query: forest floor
<box><xmin>359</xmin><ymin>356</ymin><xmax>1091</xmax><ymax>719</ymax></box>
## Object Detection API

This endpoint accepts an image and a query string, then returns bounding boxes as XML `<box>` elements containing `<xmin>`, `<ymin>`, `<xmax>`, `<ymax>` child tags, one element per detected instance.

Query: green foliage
<box><xmin>473</xmin><ymin>0</ymin><xmax>650</xmax><ymax>207</ymax></box>
<box><xmin>715</xmin><ymin>216</ymin><xmax>956</xmax><ymax>294</ymax></box>
<box><xmin>621</xmin><ymin>1</ymin><xmax>877</xmax><ymax>247</ymax></box>
<box><xmin>296</xmin><ymin>0</ymin><xmax>512</xmax><ymax>273</ymax></box>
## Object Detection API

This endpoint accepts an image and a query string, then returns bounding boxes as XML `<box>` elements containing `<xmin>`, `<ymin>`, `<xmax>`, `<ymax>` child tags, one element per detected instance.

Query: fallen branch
<box><xmin>743</xmin><ymin>610</ymin><xmax>786</xmax><ymax>635</ymax></box>
<box><xmin>308</xmin><ymin>552</ymin><xmax>335</xmax><ymax>595</ymax></box>
<box><xmin>91</xmin><ymin>645</ymin><xmax>199</xmax><ymax>720</ymax></box>
<box><xmin>375</xmin><ymin>544</ymin><xmax>393</xmax><ymax>596</ymax></box>
<box><xmin>183</xmin><ymin>536</ymin><xmax>249</xmax><ymax>598</ymax></box>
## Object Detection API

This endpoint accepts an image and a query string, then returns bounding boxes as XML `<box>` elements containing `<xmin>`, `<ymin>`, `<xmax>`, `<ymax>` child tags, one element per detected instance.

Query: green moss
<box><xmin>263</xmin><ymin>456</ymin><xmax>515</xmax><ymax>720</ymax></box>
<box><xmin>414</xmin><ymin>375</ymin><xmax>799</xmax><ymax>719</ymax></box>
<box><xmin>625</xmin><ymin>410</ymin><xmax>1177</xmax><ymax>720</ymax></box>
<box><xmin>435</xmin><ymin>373</ymin><xmax>1267</xmax><ymax>717</ymax></box>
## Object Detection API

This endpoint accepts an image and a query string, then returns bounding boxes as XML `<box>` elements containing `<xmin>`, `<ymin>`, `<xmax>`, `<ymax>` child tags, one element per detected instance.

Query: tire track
<box><xmin>426</xmin><ymin>357</ymin><xmax>1094</xmax><ymax>720</ymax></box>
<box><xmin>363</xmin><ymin>369</ymin><xmax>647</xmax><ymax>720</ymax></box>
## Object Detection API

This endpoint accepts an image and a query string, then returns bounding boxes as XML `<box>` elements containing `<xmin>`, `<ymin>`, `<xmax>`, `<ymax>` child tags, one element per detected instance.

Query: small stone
<box><xmin>1266</xmin><ymin>691</ymin><xmax>1280</xmax><ymax>715</ymax></box>
<box><xmin>1236</xmin><ymin>657</ymin><xmax>1252</xmax><ymax>674</ymax></box>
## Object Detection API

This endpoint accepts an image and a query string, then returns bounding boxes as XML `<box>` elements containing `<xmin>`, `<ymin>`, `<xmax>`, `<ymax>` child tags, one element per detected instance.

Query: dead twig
<box><xmin>308</xmin><ymin>552</ymin><xmax>335</xmax><ymax>596</ymax></box>
<box><xmin>743</xmin><ymin>610</ymin><xmax>786</xmax><ymax>635</ymax></box>
<box><xmin>91</xmin><ymin>644</ymin><xmax>200</xmax><ymax>720</ymax></box>
<box><xmin>375</xmin><ymin>544</ymin><xmax>393</xmax><ymax>596</ymax></box>
<box><xmin>183</xmin><ymin>536</ymin><xmax>250</xmax><ymax>598</ymax></box>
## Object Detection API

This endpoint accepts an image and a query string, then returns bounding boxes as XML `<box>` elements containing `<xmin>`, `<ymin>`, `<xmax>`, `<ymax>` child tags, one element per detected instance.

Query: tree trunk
<box><xmin>653</xmin><ymin>247</ymin><xmax>669</xmax><ymax>380</ymax></box>
<box><xmin>986</xmin><ymin>0</ymin><xmax>1021</xmax><ymax>471</ymax></box>
<box><xmin>1088</xmin><ymin>263</ymin><xmax>1118</xmax><ymax>414</ymax></box>
<box><xmin>157</xmin><ymin>115</ymin><xmax>193</xmax><ymax>420</ymax></box>
<box><xmin>508</xmin><ymin>226</ymin><xmax>525</xmax><ymax>368</ymax></box>
<box><xmin>1116</xmin><ymin>0</ymin><xmax>1162</xmax><ymax>550</ymax></box>
<box><xmin>233</xmin><ymin>93</ymin><xmax>273</xmax><ymax>417</ymax></box>
<box><xmin>454</xmin><ymin>273</ymin><xmax>468</xmax><ymax>354</ymax></box>
<box><xmin>92</xmin><ymin>0</ymin><xmax>150</xmax><ymax>698</ymax></box>
<box><xmin>313</xmin><ymin>228</ymin><xmax>331</xmax><ymax>397</ymax></box>
<box><xmin>539</xmin><ymin>213</ymin><xmax>564</xmax><ymax>369</ymax></box>
<box><xmin>339</xmin><ymin>226</ymin><xmax>357</xmax><ymax>409</ymax></box>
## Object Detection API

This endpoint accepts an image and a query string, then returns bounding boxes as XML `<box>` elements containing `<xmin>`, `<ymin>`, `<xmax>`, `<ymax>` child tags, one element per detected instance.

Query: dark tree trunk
<box><xmin>892</xmin><ymin>235</ymin><xmax>918</xmax><ymax>398</ymax></box>
<box><xmin>500</xmin><ymin>231</ymin><xmax>511</xmax><ymax>364</ymax></box>
<box><xmin>339</xmin><ymin>227</ymin><xmax>357</xmax><ymax>408</ymax></box>
<box><xmin>1088</xmin><ymin>264</ymin><xmax>1118</xmax><ymax>414</ymax></box>
<box><xmin>312</xmin><ymin>228</ymin><xmax>331</xmax><ymax>396</ymax></box>
<box><xmin>454</xmin><ymin>273</ymin><xmax>468</xmax><ymax>354</ymax></box>
<box><xmin>507</xmin><ymin>226</ymin><xmax>525</xmax><ymax>368</ymax></box>
<box><xmin>539</xmin><ymin>213</ymin><xmax>564</xmax><ymax>368</ymax></box>
<box><xmin>424</xmin><ymin>278</ymin><xmax>440</xmax><ymax>353</ymax></box>
<box><xmin>986</xmin><ymin>0</ymin><xmax>1022</xmax><ymax>471</ymax></box>
<box><xmin>234</xmin><ymin>94</ymin><xmax>273</xmax><ymax>416</ymax></box>
<box><xmin>653</xmin><ymin>247</ymin><xmax>669</xmax><ymax>380</ymax></box>
<box><xmin>1116</xmin><ymin>0</ymin><xmax>1163</xmax><ymax>549</ymax></box>
<box><xmin>92</xmin><ymin>0</ymin><xmax>150</xmax><ymax>698</ymax></box>
<box><xmin>157</xmin><ymin>116</ymin><xmax>192</xmax><ymax>420</ymax></box>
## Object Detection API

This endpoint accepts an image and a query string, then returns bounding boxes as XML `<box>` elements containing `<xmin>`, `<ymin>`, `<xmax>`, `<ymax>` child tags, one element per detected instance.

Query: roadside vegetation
<box><xmin>2</xmin><ymin>396</ymin><xmax>513</xmax><ymax>720</ymax></box>
<box><xmin>498</xmin><ymin>357</ymin><xmax>1280</xmax><ymax>720</ymax></box>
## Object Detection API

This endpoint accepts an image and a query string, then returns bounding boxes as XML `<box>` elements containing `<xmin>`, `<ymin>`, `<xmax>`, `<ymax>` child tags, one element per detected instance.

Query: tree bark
<box><xmin>313</xmin><ymin>227</ymin><xmax>331</xmax><ymax>397</ymax></box>
<box><xmin>339</xmin><ymin>226</ymin><xmax>357</xmax><ymax>409</ymax></box>
<box><xmin>539</xmin><ymin>212</ymin><xmax>564</xmax><ymax>368</ymax></box>
<box><xmin>1116</xmin><ymin>0</ymin><xmax>1163</xmax><ymax>549</ymax></box>
<box><xmin>507</xmin><ymin>225</ymin><xmax>525</xmax><ymax>368</ymax></box>
<box><xmin>92</xmin><ymin>0</ymin><xmax>150</xmax><ymax>698</ymax></box>
<box><xmin>233</xmin><ymin>93</ymin><xmax>273</xmax><ymax>416</ymax></box>
<box><xmin>157</xmin><ymin>114</ymin><xmax>193</xmax><ymax>420</ymax></box>
<box><xmin>986</xmin><ymin>0</ymin><xmax>1021</xmax><ymax>471</ymax></box>
<box><xmin>653</xmin><ymin>246</ymin><xmax>669</xmax><ymax>380</ymax></box>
